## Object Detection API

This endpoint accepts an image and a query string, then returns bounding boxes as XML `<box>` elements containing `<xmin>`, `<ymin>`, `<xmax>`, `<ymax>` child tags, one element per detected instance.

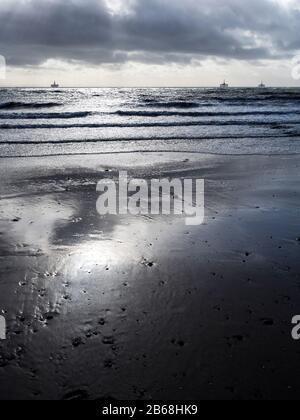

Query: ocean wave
<box><xmin>4</xmin><ymin>89</ymin><xmax>64</xmax><ymax>94</ymax></box>
<box><xmin>0</xmin><ymin>111</ymin><xmax>92</xmax><ymax>120</ymax></box>
<box><xmin>141</xmin><ymin>101</ymin><xmax>200</xmax><ymax>108</ymax></box>
<box><xmin>1</xmin><ymin>109</ymin><xmax>297</xmax><ymax>121</ymax></box>
<box><xmin>256</xmin><ymin>93</ymin><xmax>300</xmax><ymax>100</ymax></box>
<box><xmin>203</xmin><ymin>95</ymin><xmax>300</xmax><ymax>103</ymax></box>
<box><xmin>1</xmin><ymin>134</ymin><xmax>299</xmax><ymax>145</ymax></box>
<box><xmin>139</xmin><ymin>93</ymin><xmax>300</xmax><ymax>107</ymax></box>
<box><xmin>115</xmin><ymin>110</ymin><xmax>300</xmax><ymax>118</ymax></box>
<box><xmin>0</xmin><ymin>121</ymin><xmax>297</xmax><ymax>129</ymax></box>
<box><xmin>0</xmin><ymin>102</ymin><xmax>62</xmax><ymax>110</ymax></box>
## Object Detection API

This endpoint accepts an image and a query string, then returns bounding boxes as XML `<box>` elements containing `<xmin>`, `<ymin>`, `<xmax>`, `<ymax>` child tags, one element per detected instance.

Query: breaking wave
<box><xmin>0</xmin><ymin>102</ymin><xmax>62</xmax><ymax>110</ymax></box>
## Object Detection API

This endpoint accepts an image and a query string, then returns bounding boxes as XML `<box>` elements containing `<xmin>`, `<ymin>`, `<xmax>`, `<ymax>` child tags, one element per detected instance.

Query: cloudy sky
<box><xmin>0</xmin><ymin>0</ymin><xmax>300</xmax><ymax>86</ymax></box>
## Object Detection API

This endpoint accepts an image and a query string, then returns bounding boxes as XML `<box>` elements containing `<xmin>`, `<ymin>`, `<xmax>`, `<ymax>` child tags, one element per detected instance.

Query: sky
<box><xmin>0</xmin><ymin>0</ymin><xmax>300</xmax><ymax>87</ymax></box>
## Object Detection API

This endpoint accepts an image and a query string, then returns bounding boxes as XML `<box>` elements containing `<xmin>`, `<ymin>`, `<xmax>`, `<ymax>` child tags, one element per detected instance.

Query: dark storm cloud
<box><xmin>0</xmin><ymin>0</ymin><xmax>299</xmax><ymax>67</ymax></box>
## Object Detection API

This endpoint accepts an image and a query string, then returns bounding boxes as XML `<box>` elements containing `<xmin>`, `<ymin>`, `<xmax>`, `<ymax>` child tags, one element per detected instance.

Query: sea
<box><xmin>0</xmin><ymin>87</ymin><xmax>300</xmax><ymax>158</ymax></box>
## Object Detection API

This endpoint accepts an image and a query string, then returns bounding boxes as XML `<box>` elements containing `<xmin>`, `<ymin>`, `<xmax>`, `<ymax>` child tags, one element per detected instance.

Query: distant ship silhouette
<box><xmin>258</xmin><ymin>81</ymin><xmax>266</xmax><ymax>88</ymax></box>
<box><xmin>220</xmin><ymin>80</ymin><xmax>229</xmax><ymax>89</ymax></box>
<box><xmin>51</xmin><ymin>81</ymin><xmax>59</xmax><ymax>88</ymax></box>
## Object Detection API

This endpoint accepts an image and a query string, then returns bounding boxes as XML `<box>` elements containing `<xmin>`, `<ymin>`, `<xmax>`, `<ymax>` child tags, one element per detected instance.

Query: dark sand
<box><xmin>0</xmin><ymin>152</ymin><xmax>300</xmax><ymax>400</ymax></box>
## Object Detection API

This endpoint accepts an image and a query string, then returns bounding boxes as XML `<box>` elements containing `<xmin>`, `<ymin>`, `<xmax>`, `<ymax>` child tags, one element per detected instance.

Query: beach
<box><xmin>1</xmin><ymin>151</ymin><xmax>300</xmax><ymax>400</ymax></box>
<box><xmin>1</xmin><ymin>0</ymin><xmax>300</xmax><ymax>402</ymax></box>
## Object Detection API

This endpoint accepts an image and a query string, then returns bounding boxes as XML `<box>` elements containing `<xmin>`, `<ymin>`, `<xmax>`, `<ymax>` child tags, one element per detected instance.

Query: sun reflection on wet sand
<box><xmin>1</xmin><ymin>153</ymin><xmax>300</xmax><ymax>399</ymax></box>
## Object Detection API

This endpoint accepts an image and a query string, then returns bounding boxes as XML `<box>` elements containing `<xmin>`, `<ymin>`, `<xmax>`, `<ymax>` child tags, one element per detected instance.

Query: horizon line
<box><xmin>0</xmin><ymin>85</ymin><xmax>300</xmax><ymax>89</ymax></box>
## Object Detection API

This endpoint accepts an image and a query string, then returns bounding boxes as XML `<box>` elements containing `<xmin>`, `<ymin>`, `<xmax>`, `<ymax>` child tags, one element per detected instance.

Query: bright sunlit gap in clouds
<box><xmin>0</xmin><ymin>0</ymin><xmax>300</xmax><ymax>86</ymax></box>
<box><xmin>104</xmin><ymin>0</ymin><xmax>134</xmax><ymax>15</ymax></box>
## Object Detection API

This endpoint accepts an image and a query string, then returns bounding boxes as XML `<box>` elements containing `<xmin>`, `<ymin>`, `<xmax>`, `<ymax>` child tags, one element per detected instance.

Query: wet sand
<box><xmin>0</xmin><ymin>152</ymin><xmax>300</xmax><ymax>400</ymax></box>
